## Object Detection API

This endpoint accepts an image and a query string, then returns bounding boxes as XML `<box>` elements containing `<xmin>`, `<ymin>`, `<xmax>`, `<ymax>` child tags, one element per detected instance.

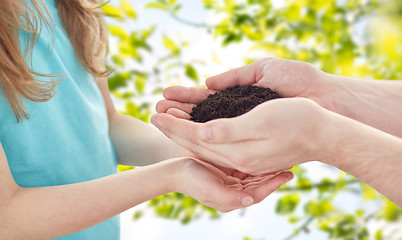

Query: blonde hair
<box><xmin>0</xmin><ymin>0</ymin><xmax>108</xmax><ymax>121</ymax></box>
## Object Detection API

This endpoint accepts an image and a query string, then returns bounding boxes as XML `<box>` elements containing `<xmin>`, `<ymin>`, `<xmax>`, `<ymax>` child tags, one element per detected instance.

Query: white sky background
<box><xmin>105</xmin><ymin>0</ymin><xmax>399</xmax><ymax>239</ymax></box>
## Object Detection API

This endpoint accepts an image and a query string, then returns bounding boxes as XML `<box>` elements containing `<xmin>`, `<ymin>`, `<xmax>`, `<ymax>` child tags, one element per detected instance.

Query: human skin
<box><xmin>0</xmin><ymin>143</ymin><xmax>293</xmax><ymax>239</ymax></box>
<box><xmin>97</xmin><ymin>76</ymin><xmax>292</xmax><ymax>188</ymax></box>
<box><xmin>0</xmin><ymin>76</ymin><xmax>294</xmax><ymax>239</ymax></box>
<box><xmin>152</xmin><ymin>58</ymin><xmax>402</xmax><ymax>208</ymax></box>
<box><xmin>156</xmin><ymin>58</ymin><xmax>402</xmax><ymax>138</ymax></box>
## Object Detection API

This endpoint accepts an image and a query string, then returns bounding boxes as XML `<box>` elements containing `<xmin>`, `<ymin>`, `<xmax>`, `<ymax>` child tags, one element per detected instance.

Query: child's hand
<box><xmin>170</xmin><ymin>158</ymin><xmax>293</xmax><ymax>212</ymax></box>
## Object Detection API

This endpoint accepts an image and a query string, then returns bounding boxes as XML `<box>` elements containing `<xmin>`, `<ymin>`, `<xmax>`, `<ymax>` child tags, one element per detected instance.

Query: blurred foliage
<box><xmin>102</xmin><ymin>0</ymin><xmax>402</xmax><ymax>239</ymax></box>
<box><xmin>244</xmin><ymin>237</ymin><xmax>264</xmax><ymax>240</ymax></box>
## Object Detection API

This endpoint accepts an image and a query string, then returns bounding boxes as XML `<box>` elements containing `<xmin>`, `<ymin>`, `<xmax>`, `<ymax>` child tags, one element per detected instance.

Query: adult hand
<box><xmin>156</xmin><ymin>58</ymin><xmax>337</xmax><ymax>116</ymax></box>
<box><xmin>153</xmin><ymin>97</ymin><xmax>327</xmax><ymax>175</ymax></box>
<box><xmin>154</xmin><ymin>57</ymin><xmax>402</xmax><ymax>209</ymax></box>
<box><xmin>173</xmin><ymin>157</ymin><xmax>294</xmax><ymax>212</ymax></box>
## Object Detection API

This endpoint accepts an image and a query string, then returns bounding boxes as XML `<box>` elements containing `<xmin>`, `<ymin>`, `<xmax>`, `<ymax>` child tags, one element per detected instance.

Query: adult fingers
<box><xmin>200</xmin><ymin>139</ymin><xmax>275</xmax><ymax>174</ymax></box>
<box><xmin>158</xmin><ymin>98</ymin><xmax>278</xmax><ymax>145</ymax></box>
<box><xmin>197</xmin><ymin>111</ymin><xmax>268</xmax><ymax>143</ymax></box>
<box><xmin>152</xmin><ymin>112</ymin><xmax>273</xmax><ymax>172</ymax></box>
<box><xmin>197</xmin><ymin>99</ymin><xmax>289</xmax><ymax>144</ymax></box>
<box><xmin>155</xmin><ymin>100</ymin><xmax>195</xmax><ymax>114</ymax></box>
<box><xmin>206</xmin><ymin>59</ymin><xmax>268</xmax><ymax>90</ymax></box>
<box><xmin>163</xmin><ymin>86</ymin><xmax>215</xmax><ymax>103</ymax></box>
<box><xmin>152</xmin><ymin>113</ymin><xmax>277</xmax><ymax>172</ymax></box>
<box><xmin>151</xmin><ymin>113</ymin><xmax>201</xmax><ymax>143</ymax></box>
<box><xmin>151</xmin><ymin>113</ymin><xmax>235</xmax><ymax>168</ymax></box>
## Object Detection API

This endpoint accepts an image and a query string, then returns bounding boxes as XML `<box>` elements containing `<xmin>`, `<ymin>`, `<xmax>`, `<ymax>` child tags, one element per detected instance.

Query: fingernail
<box><xmin>286</xmin><ymin>174</ymin><xmax>294</xmax><ymax>182</ymax></box>
<box><xmin>199</xmin><ymin>126</ymin><xmax>212</xmax><ymax>141</ymax></box>
<box><xmin>280</xmin><ymin>174</ymin><xmax>294</xmax><ymax>187</ymax></box>
<box><xmin>241</xmin><ymin>196</ymin><xmax>254</xmax><ymax>207</ymax></box>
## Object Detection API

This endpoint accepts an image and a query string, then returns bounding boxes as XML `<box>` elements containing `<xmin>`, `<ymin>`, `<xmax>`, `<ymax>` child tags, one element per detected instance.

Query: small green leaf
<box><xmin>375</xmin><ymin>229</ymin><xmax>384</xmax><ymax>240</ymax></box>
<box><xmin>117</xmin><ymin>165</ymin><xmax>135</xmax><ymax>172</ymax></box>
<box><xmin>275</xmin><ymin>194</ymin><xmax>300</xmax><ymax>215</ymax></box>
<box><xmin>222</xmin><ymin>33</ymin><xmax>237</xmax><ymax>46</ymax></box>
<box><xmin>304</xmin><ymin>200</ymin><xmax>334</xmax><ymax>217</ymax></box>
<box><xmin>318</xmin><ymin>178</ymin><xmax>333</xmax><ymax>193</ymax></box>
<box><xmin>146</xmin><ymin>2</ymin><xmax>169</xmax><ymax>11</ymax></box>
<box><xmin>102</xmin><ymin>4</ymin><xmax>123</xmax><ymax>17</ymax></box>
<box><xmin>152</xmin><ymin>87</ymin><xmax>165</xmax><ymax>94</ymax></box>
<box><xmin>181</xmin><ymin>215</ymin><xmax>191</xmax><ymax>225</ymax></box>
<box><xmin>185</xmin><ymin>64</ymin><xmax>199</xmax><ymax>81</ymax></box>
<box><xmin>142</xmin><ymin>25</ymin><xmax>156</xmax><ymax>39</ymax></box>
<box><xmin>111</xmin><ymin>55</ymin><xmax>125</xmax><ymax>67</ymax></box>
<box><xmin>163</xmin><ymin>35</ymin><xmax>180</xmax><ymax>55</ymax></box>
<box><xmin>107</xmin><ymin>25</ymin><xmax>128</xmax><ymax>38</ymax></box>
<box><xmin>132</xmin><ymin>211</ymin><xmax>143</xmax><ymax>220</ymax></box>
<box><xmin>356</xmin><ymin>209</ymin><xmax>365</xmax><ymax>217</ymax></box>
<box><xmin>296</xmin><ymin>177</ymin><xmax>312</xmax><ymax>192</ymax></box>
<box><xmin>108</xmin><ymin>72</ymin><xmax>131</xmax><ymax>91</ymax></box>
<box><xmin>382</xmin><ymin>199</ymin><xmax>402</xmax><ymax>221</ymax></box>
<box><xmin>173</xmin><ymin>4</ymin><xmax>182</xmax><ymax>14</ymax></box>
<box><xmin>222</xmin><ymin>33</ymin><xmax>243</xmax><ymax>46</ymax></box>
<box><xmin>361</xmin><ymin>182</ymin><xmax>378</xmax><ymax>200</ymax></box>
<box><xmin>126</xmin><ymin>102</ymin><xmax>139</xmax><ymax>117</ymax></box>
<box><xmin>288</xmin><ymin>216</ymin><xmax>300</xmax><ymax>224</ymax></box>
<box><xmin>120</xmin><ymin>0</ymin><xmax>137</xmax><ymax>19</ymax></box>
<box><xmin>135</xmin><ymin>74</ymin><xmax>147</xmax><ymax>94</ymax></box>
<box><xmin>121</xmin><ymin>92</ymin><xmax>135</xmax><ymax>99</ymax></box>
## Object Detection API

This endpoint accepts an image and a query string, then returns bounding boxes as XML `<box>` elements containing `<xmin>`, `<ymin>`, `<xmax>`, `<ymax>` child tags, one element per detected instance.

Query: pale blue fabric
<box><xmin>0</xmin><ymin>0</ymin><xmax>119</xmax><ymax>239</ymax></box>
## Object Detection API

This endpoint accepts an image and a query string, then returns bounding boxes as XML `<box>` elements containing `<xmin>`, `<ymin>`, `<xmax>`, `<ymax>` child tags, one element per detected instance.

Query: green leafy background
<box><xmin>103</xmin><ymin>0</ymin><xmax>402</xmax><ymax>239</ymax></box>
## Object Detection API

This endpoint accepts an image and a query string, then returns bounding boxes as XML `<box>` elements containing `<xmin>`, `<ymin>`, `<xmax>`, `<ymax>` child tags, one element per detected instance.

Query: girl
<box><xmin>0</xmin><ymin>0</ymin><xmax>293</xmax><ymax>239</ymax></box>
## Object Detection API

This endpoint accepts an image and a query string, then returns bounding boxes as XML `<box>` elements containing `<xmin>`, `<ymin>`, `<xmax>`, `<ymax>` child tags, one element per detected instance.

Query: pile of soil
<box><xmin>190</xmin><ymin>85</ymin><xmax>282</xmax><ymax>123</ymax></box>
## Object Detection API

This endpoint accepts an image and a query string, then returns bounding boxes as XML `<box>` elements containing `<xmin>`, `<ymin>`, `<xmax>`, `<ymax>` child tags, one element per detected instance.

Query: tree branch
<box><xmin>283</xmin><ymin>215</ymin><xmax>315</xmax><ymax>240</ymax></box>
<box><xmin>168</xmin><ymin>10</ymin><xmax>215</xmax><ymax>29</ymax></box>
<box><xmin>277</xmin><ymin>179</ymin><xmax>360</xmax><ymax>192</ymax></box>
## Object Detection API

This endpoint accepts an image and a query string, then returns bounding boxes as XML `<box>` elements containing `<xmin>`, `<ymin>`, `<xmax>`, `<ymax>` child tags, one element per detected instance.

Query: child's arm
<box><xmin>0</xmin><ymin>141</ymin><xmax>291</xmax><ymax>239</ymax></box>
<box><xmin>0</xmin><ymin>141</ymin><xmax>176</xmax><ymax>239</ymax></box>
<box><xmin>96</xmin><ymin>77</ymin><xmax>192</xmax><ymax>166</ymax></box>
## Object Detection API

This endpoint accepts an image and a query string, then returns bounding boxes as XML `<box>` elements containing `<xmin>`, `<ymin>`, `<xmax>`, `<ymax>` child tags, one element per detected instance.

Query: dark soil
<box><xmin>190</xmin><ymin>85</ymin><xmax>282</xmax><ymax>123</ymax></box>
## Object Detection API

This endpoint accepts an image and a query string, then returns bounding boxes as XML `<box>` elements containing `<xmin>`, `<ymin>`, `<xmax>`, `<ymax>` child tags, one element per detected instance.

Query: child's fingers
<box><xmin>245</xmin><ymin>171</ymin><xmax>294</xmax><ymax>204</ymax></box>
<box><xmin>203</xmin><ymin>189</ymin><xmax>254</xmax><ymax>212</ymax></box>
<box><xmin>166</xmin><ymin>108</ymin><xmax>191</xmax><ymax>120</ymax></box>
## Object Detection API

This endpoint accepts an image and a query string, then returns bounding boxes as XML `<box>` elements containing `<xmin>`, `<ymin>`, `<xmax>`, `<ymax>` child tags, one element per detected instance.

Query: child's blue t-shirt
<box><xmin>0</xmin><ymin>1</ymin><xmax>120</xmax><ymax>239</ymax></box>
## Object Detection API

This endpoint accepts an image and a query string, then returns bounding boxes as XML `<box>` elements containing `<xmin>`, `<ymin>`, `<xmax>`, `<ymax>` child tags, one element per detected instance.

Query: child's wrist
<box><xmin>157</xmin><ymin>157</ymin><xmax>190</xmax><ymax>194</ymax></box>
<box><xmin>167</xmin><ymin>157</ymin><xmax>200</xmax><ymax>195</ymax></box>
